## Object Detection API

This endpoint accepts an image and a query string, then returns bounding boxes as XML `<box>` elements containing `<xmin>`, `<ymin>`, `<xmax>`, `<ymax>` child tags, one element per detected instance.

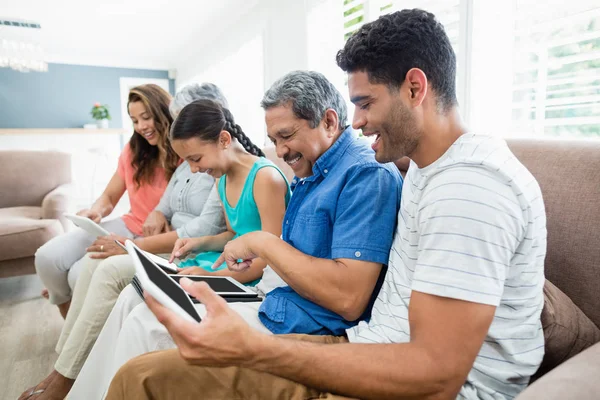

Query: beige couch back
<box><xmin>507</xmin><ymin>139</ymin><xmax>600</xmax><ymax>328</ymax></box>
<box><xmin>0</xmin><ymin>150</ymin><xmax>71</xmax><ymax>209</ymax></box>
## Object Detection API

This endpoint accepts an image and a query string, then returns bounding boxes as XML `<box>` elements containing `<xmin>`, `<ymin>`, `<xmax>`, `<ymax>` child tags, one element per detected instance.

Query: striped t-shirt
<box><xmin>347</xmin><ymin>134</ymin><xmax>547</xmax><ymax>399</ymax></box>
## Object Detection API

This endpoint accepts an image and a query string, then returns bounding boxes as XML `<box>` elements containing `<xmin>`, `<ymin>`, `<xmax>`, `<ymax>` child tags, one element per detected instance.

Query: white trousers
<box><xmin>54</xmin><ymin>253</ymin><xmax>137</xmax><ymax>379</ymax></box>
<box><xmin>70</xmin><ymin>284</ymin><xmax>270</xmax><ymax>400</ymax></box>
<box><xmin>34</xmin><ymin>217</ymin><xmax>133</xmax><ymax>304</ymax></box>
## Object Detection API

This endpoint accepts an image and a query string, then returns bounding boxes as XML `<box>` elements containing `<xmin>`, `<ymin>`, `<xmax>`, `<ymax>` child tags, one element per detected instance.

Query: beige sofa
<box><xmin>269</xmin><ymin>138</ymin><xmax>600</xmax><ymax>397</ymax></box>
<box><xmin>508</xmin><ymin>139</ymin><xmax>600</xmax><ymax>398</ymax></box>
<box><xmin>0</xmin><ymin>150</ymin><xmax>73</xmax><ymax>278</ymax></box>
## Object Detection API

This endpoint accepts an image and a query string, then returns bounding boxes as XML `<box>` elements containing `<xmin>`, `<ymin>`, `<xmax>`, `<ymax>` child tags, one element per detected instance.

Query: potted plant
<box><xmin>90</xmin><ymin>102</ymin><xmax>111</xmax><ymax>129</ymax></box>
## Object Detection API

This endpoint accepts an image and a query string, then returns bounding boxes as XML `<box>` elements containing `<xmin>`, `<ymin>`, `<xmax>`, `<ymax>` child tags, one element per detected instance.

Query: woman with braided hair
<box><xmin>65</xmin><ymin>99</ymin><xmax>291</xmax><ymax>399</ymax></box>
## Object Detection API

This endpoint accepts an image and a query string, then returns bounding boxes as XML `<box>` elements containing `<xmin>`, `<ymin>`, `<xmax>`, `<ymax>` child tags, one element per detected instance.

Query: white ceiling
<box><xmin>0</xmin><ymin>0</ymin><xmax>254</xmax><ymax>70</ymax></box>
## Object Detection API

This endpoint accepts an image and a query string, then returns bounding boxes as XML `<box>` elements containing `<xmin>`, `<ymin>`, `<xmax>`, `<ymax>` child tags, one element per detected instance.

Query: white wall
<box><xmin>174</xmin><ymin>0</ymin><xmax>347</xmax><ymax>145</ymax></box>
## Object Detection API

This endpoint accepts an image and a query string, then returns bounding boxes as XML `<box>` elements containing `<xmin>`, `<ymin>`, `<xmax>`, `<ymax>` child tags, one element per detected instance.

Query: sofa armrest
<box><xmin>516</xmin><ymin>342</ymin><xmax>600</xmax><ymax>400</ymax></box>
<box><xmin>41</xmin><ymin>183</ymin><xmax>75</xmax><ymax>231</ymax></box>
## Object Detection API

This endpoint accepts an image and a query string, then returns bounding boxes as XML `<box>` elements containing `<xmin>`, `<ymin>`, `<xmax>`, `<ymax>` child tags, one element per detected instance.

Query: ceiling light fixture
<box><xmin>0</xmin><ymin>18</ymin><xmax>48</xmax><ymax>72</ymax></box>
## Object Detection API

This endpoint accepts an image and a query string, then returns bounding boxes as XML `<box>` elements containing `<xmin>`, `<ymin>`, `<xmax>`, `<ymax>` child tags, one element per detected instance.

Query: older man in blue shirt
<box><xmin>213</xmin><ymin>70</ymin><xmax>403</xmax><ymax>336</ymax></box>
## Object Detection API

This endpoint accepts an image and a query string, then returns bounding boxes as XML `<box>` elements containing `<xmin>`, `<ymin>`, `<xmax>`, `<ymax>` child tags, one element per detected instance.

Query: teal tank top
<box><xmin>178</xmin><ymin>157</ymin><xmax>291</xmax><ymax>286</ymax></box>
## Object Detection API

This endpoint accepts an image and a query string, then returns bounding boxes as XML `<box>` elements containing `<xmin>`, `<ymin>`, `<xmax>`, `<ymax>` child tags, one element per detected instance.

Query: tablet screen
<box><xmin>170</xmin><ymin>275</ymin><xmax>249</xmax><ymax>294</ymax></box>
<box><xmin>134</xmin><ymin>248</ymin><xmax>201</xmax><ymax>322</ymax></box>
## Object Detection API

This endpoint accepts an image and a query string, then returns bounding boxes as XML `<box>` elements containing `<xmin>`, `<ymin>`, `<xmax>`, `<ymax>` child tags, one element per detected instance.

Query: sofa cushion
<box><xmin>0</xmin><ymin>206</ymin><xmax>64</xmax><ymax>261</ymax></box>
<box><xmin>517</xmin><ymin>342</ymin><xmax>600</xmax><ymax>400</ymax></box>
<box><xmin>535</xmin><ymin>280</ymin><xmax>600</xmax><ymax>378</ymax></box>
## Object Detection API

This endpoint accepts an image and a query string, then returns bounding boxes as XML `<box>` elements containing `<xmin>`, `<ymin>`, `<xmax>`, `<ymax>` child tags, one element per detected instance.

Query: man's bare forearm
<box><xmin>244</xmin><ymin>334</ymin><xmax>452</xmax><ymax>400</ymax></box>
<box><xmin>251</xmin><ymin>233</ymin><xmax>377</xmax><ymax>320</ymax></box>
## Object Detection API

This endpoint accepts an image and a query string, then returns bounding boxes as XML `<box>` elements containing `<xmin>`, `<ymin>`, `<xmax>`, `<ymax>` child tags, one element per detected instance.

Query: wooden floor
<box><xmin>0</xmin><ymin>274</ymin><xmax>63</xmax><ymax>400</ymax></box>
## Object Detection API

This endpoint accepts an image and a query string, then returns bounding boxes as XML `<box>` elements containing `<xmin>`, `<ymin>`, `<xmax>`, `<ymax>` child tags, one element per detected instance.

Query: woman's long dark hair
<box><xmin>128</xmin><ymin>84</ymin><xmax>179</xmax><ymax>186</ymax></box>
<box><xmin>170</xmin><ymin>99</ymin><xmax>264</xmax><ymax>157</ymax></box>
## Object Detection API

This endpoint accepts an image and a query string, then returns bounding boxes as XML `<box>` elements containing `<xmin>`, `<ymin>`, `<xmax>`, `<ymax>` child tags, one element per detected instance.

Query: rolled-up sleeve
<box><xmin>331</xmin><ymin>164</ymin><xmax>402</xmax><ymax>265</ymax></box>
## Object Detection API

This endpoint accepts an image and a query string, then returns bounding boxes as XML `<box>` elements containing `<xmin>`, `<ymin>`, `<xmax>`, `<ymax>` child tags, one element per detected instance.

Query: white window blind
<box><xmin>511</xmin><ymin>0</ymin><xmax>600</xmax><ymax>137</ymax></box>
<box><xmin>343</xmin><ymin>1</ymin><xmax>461</xmax><ymax>52</ymax></box>
<box><xmin>342</xmin><ymin>0</ymin><xmax>465</xmax><ymax>119</ymax></box>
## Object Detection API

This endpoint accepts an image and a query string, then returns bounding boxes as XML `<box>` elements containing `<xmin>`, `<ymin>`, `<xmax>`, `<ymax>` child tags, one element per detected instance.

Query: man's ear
<box><xmin>405</xmin><ymin>68</ymin><xmax>428</xmax><ymax>107</ymax></box>
<box><xmin>323</xmin><ymin>109</ymin><xmax>339</xmax><ymax>137</ymax></box>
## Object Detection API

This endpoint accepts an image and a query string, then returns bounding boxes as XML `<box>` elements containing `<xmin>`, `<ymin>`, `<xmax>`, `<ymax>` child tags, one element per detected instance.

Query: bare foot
<box><xmin>34</xmin><ymin>372</ymin><xmax>74</xmax><ymax>400</ymax></box>
<box><xmin>18</xmin><ymin>370</ymin><xmax>57</xmax><ymax>400</ymax></box>
<box><xmin>58</xmin><ymin>301</ymin><xmax>71</xmax><ymax>319</ymax></box>
<box><xmin>40</xmin><ymin>288</ymin><xmax>49</xmax><ymax>300</ymax></box>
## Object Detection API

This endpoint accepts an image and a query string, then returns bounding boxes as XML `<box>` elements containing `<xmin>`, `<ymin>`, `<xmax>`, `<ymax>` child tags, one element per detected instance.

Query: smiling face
<box><xmin>265</xmin><ymin>104</ymin><xmax>335</xmax><ymax>178</ymax></box>
<box><xmin>170</xmin><ymin>135</ymin><xmax>228</xmax><ymax>178</ymax></box>
<box><xmin>349</xmin><ymin>71</ymin><xmax>421</xmax><ymax>163</ymax></box>
<box><xmin>128</xmin><ymin>101</ymin><xmax>159</xmax><ymax>146</ymax></box>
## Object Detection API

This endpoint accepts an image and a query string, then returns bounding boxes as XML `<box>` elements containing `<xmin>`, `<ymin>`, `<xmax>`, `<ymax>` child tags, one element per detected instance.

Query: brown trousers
<box><xmin>105</xmin><ymin>334</ymin><xmax>357</xmax><ymax>400</ymax></box>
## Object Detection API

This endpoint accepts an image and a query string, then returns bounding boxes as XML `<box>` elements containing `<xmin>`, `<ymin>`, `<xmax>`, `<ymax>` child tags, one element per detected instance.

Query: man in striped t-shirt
<box><xmin>105</xmin><ymin>9</ymin><xmax>546</xmax><ymax>400</ymax></box>
<box><xmin>347</xmin><ymin>132</ymin><xmax>547</xmax><ymax>399</ymax></box>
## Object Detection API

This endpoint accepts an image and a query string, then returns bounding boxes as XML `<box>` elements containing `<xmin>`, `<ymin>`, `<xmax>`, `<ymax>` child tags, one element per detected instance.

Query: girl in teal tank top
<box><xmin>178</xmin><ymin>158</ymin><xmax>289</xmax><ymax>274</ymax></box>
<box><xmin>169</xmin><ymin>99</ymin><xmax>290</xmax><ymax>286</ymax></box>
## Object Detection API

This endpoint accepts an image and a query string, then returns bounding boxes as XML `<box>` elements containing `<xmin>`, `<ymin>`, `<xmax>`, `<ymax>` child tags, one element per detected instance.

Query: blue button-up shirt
<box><xmin>258</xmin><ymin>128</ymin><xmax>403</xmax><ymax>335</ymax></box>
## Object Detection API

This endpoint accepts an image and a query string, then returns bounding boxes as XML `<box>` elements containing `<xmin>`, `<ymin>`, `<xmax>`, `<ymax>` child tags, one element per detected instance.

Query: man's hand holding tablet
<box><xmin>144</xmin><ymin>278</ymin><xmax>262</xmax><ymax>367</ymax></box>
<box><xmin>126</xmin><ymin>240</ymin><xmax>202</xmax><ymax>323</ymax></box>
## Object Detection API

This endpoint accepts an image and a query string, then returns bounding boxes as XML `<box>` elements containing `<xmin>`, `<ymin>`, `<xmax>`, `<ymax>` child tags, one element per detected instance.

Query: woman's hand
<box><xmin>169</xmin><ymin>237</ymin><xmax>204</xmax><ymax>262</ymax></box>
<box><xmin>176</xmin><ymin>267</ymin><xmax>215</xmax><ymax>276</ymax></box>
<box><xmin>86</xmin><ymin>234</ymin><xmax>127</xmax><ymax>259</ymax></box>
<box><xmin>143</xmin><ymin>211</ymin><xmax>170</xmax><ymax>237</ymax></box>
<box><xmin>76</xmin><ymin>208</ymin><xmax>102</xmax><ymax>224</ymax></box>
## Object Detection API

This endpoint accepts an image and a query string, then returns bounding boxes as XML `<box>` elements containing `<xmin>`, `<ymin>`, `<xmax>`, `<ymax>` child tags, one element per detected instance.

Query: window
<box><xmin>341</xmin><ymin>0</ymin><xmax>600</xmax><ymax>139</ymax></box>
<box><xmin>510</xmin><ymin>0</ymin><xmax>600</xmax><ymax>138</ymax></box>
<box><xmin>341</xmin><ymin>0</ymin><xmax>464</xmax><ymax>123</ymax></box>
<box><xmin>343</xmin><ymin>0</ymin><xmax>461</xmax><ymax>56</ymax></box>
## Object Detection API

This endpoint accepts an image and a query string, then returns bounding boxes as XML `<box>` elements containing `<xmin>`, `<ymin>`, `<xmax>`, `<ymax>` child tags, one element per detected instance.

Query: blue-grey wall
<box><xmin>0</xmin><ymin>63</ymin><xmax>175</xmax><ymax>129</ymax></box>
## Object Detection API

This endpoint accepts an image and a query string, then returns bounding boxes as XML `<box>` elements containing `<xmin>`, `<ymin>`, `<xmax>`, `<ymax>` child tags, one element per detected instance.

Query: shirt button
<box><xmin>324</xmin><ymin>169</ymin><xmax>328</xmax><ymax>174</ymax></box>
<box><xmin>355</xmin><ymin>251</ymin><xmax>361</xmax><ymax>258</ymax></box>
<box><xmin>286</xmin><ymin>220</ymin><xmax>289</xmax><ymax>225</ymax></box>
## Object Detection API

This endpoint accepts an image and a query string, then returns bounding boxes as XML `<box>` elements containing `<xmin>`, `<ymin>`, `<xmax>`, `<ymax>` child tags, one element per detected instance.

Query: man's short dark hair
<box><xmin>336</xmin><ymin>9</ymin><xmax>458</xmax><ymax>112</ymax></box>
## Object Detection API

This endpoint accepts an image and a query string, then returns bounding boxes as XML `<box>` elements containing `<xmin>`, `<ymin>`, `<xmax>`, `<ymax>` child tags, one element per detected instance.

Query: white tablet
<box><xmin>125</xmin><ymin>240</ymin><xmax>201</xmax><ymax>323</ymax></box>
<box><xmin>143</xmin><ymin>252</ymin><xmax>178</xmax><ymax>273</ymax></box>
<box><xmin>168</xmin><ymin>275</ymin><xmax>258</xmax><ymax>298</ymax></box>
<box><xmin>64</xmin><ymin>213</ymin><xmax>110</xmax><ymax>237</ymax></box>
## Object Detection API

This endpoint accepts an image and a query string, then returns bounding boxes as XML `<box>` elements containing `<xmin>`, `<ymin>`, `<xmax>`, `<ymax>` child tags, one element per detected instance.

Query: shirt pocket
<box><xmin>288</xmin><ymin>213</ymin><xmax>332</xmax><ymax>258</ymax></box>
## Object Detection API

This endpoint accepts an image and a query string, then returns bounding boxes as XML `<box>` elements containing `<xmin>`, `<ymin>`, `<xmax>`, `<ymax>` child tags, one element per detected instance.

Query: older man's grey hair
<box><xmin>169</xmin><ymin>83</ymin><xmax>229</xmax><ymax>117</ymax></box>
<box><xmin>261</xmin><ymin>71</ymin><xmax>348</xmax><ymax>130</ymax></box>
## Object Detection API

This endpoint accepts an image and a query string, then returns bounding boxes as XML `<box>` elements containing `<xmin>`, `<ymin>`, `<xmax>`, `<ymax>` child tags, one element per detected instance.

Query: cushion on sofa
<box><xmin>0</xmin><ymin>206</ymin><xmax>64</xmax><ymax>261</ymax></box>
<box><xmin>534</xmin><ymin>279</ymin><xmax>600</xmax><ymax>379</ymax></box>
<box><xmin>517</xmin><ymin>342</ymin><xmax>600</xmax><ymax>400</ymax></box>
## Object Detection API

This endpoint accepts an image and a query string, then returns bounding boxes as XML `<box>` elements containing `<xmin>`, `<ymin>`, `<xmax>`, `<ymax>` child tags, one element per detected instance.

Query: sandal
<box><xmin>24</xmin><ymin>388</ymin><xmax>45</xmax><ymax>399</ymax></box>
